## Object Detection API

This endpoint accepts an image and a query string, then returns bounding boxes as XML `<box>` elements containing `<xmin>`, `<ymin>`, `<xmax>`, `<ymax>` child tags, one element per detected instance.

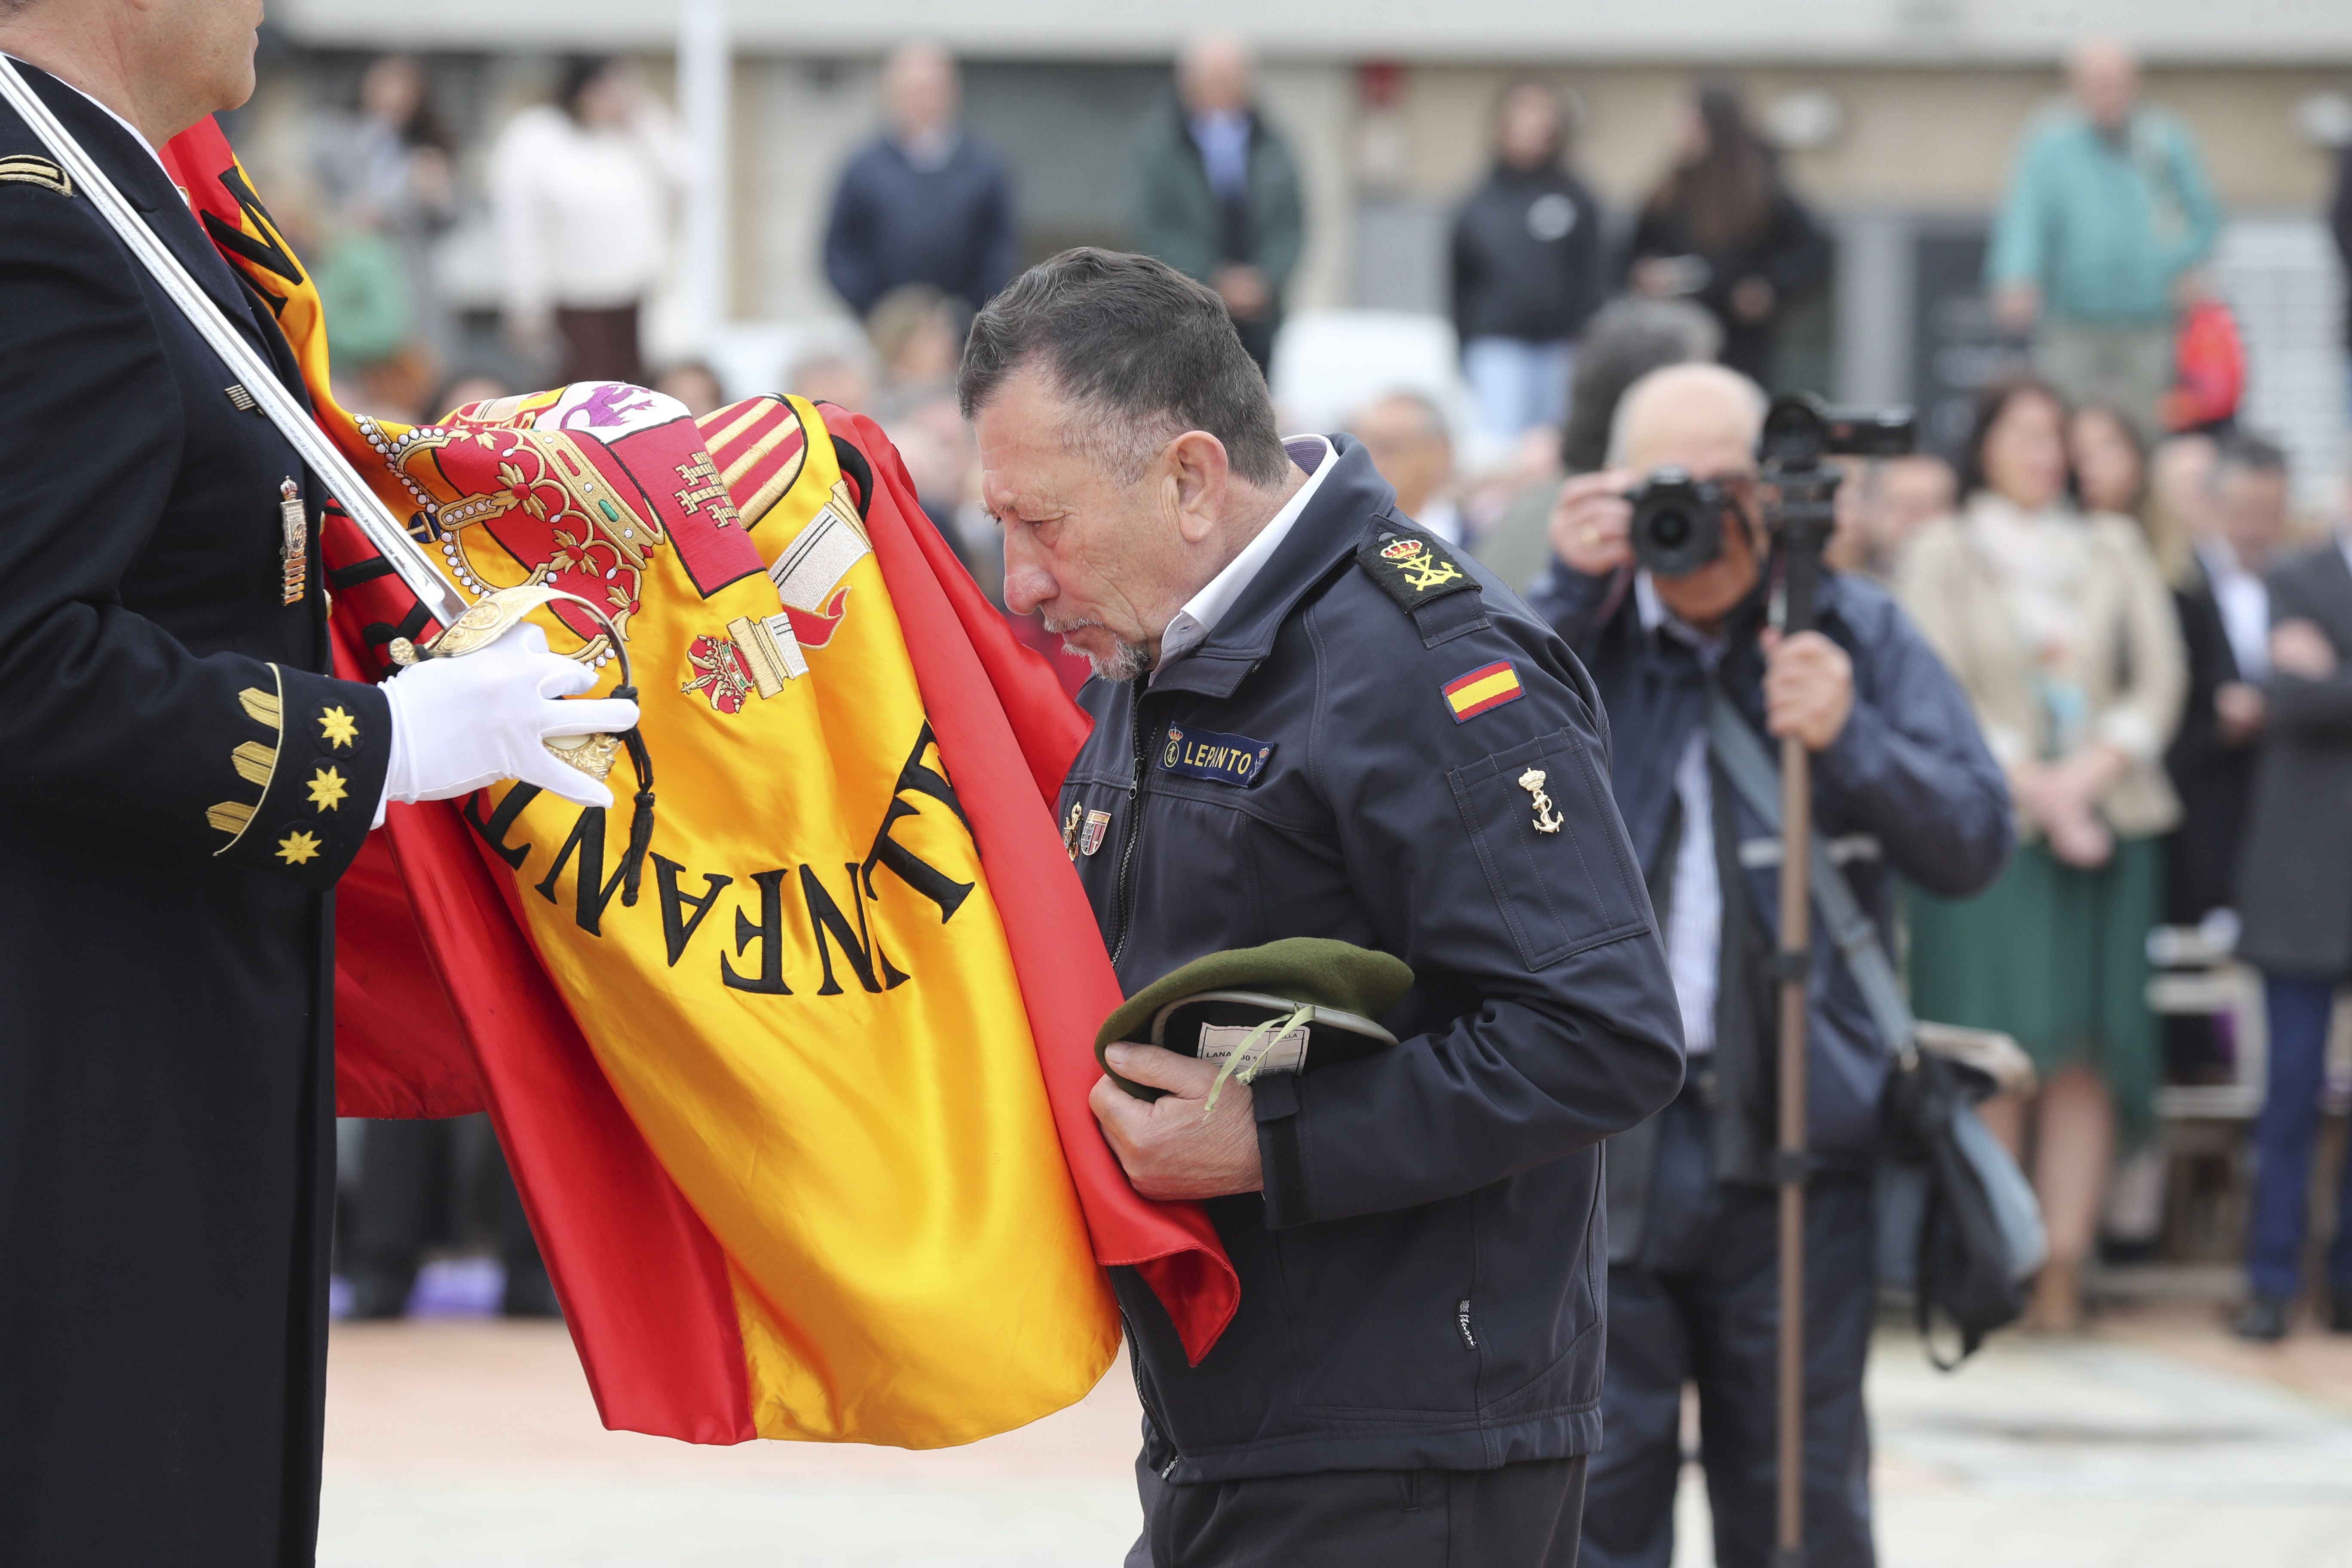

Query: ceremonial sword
<box><xmin>0</xmin><ymin>55</ymin><xmax>632</xmax><ymax>778</ymax></box>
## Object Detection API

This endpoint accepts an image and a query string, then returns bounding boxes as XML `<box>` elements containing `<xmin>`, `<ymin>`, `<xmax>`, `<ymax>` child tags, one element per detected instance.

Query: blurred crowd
<box><xmin>296</xmin><ymin>32</ymin><xmax>2352</xmax><ymax>1352</ymax></box>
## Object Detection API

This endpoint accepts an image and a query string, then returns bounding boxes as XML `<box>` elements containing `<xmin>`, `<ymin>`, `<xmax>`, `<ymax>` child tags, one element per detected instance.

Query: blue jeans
<box><xmin>2248</xmin><ymin>974</ymin><xmax>2352</xmax><ymax>1299</ymax></box>
<box><xmin>1463</xmin><ymin>337</ymin><xmax>1573</xmax><ymax>444</ymax></box>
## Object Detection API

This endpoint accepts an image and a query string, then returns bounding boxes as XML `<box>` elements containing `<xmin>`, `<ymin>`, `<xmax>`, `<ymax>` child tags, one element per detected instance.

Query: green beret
<box><xmin>1096</xmin><ymin>937</ymin><xmax>1416</xmax><ymax>1099</ymax></box>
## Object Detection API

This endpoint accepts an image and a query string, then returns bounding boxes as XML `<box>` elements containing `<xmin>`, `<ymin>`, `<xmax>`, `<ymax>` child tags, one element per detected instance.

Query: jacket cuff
<box><xmin>1815</xmin><ymin>690</ymin><xmax>1891</xmax><ymax>796</ymax></box>
<box><xmin>1252</xmin><ymin>1072</ymin><xmax>1312</xmax><ymax>1230</ymax></box>
<box><xmin>210</xmin><ymin>665</ymin><xmax>390</xmax><ymax>890</ymax></box>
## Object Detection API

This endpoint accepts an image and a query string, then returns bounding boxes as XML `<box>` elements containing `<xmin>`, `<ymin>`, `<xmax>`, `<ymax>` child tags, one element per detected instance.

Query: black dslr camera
<box><xmin>1625</xmin><ymin>396</ymin><xmax>1915</xmax><ymax>577</ymax></box>
<box><xmin>1623</xmin><ymin>468</ymin><xmax>1734</xmax><ymax>577</ymax></box>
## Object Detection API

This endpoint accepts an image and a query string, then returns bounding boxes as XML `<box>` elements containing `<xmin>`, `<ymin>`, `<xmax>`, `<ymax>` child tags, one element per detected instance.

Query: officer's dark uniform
<box><xmin>1061</xmin><ymin>437</ymin><xmax>1685</xmax><ymax>1568</ymax></box>
<box><xmin>0</xmin><ymin>66</ymin><xmax>390</xmax><ymax>1566</ymax></box>
<box><xmin>1525</xmin><ymin>561</ymin><xmax>2010</xmax><ymax>1568</ymax></box>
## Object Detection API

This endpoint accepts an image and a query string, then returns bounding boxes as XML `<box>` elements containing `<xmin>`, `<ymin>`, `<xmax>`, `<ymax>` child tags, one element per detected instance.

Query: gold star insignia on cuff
<box><xmin>276</xmin><ymin>829</ymin><xmax>323</xmax><ymax>865</ymax></box>
<box><xmin>318</xmin><ymin>706</ymin><xmax>358</xmax><ymax>748</ymax></box>
<box><xmin>307</xmin><ymin>766</ymin><xmax>349</xmax><ymax>812</ymax></box>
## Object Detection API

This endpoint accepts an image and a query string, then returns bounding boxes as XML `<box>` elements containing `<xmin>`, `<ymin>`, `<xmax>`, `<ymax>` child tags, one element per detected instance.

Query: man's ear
<box><xmin>1162</xmin><ymin>431</ymin><xmax>1232</xmax><ymax>547</ymax></box>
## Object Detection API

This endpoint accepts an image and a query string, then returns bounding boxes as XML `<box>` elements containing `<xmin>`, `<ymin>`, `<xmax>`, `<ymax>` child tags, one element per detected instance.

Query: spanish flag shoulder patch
<box><xmin>1442</xmin><ymin>660</ymin><xmax>1525</xmax><ymax>723</ymax></box>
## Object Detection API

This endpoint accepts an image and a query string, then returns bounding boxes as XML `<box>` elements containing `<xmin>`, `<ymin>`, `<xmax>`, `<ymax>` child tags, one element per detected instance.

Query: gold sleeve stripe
<box><xmin>232</xmin><ymin>741</ymin><xmax>277</xmax><ymax>786</ymax></box>
<box><xmin>214</xmin><ymin>666</ymin><xmax>286</xmax><ymax>851</ymax></box>
<box><xmin>0</xmin><ymin>156</ymin><xmax>70</xmax><ymax>197</ymax></box>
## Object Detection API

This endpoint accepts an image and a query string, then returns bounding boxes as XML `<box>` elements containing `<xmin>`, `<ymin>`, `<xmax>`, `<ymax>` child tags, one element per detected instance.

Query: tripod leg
<box><xmin>1774</xmin><ymin>738</ymin><xmax>1812</xmax><ymax>1567</ymax></box>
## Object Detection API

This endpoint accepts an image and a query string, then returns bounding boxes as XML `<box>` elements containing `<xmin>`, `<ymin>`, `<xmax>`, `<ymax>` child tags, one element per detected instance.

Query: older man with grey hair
<box><xmin>1133</xmin><ymin>36</ymin><xmax>1304</xmax><ymax>375</ymax></box>
<box><xmin>1532</xmin><ymin>364</ymin><xmax>2009</xmax><ymax>1567</ymax></box>
<box><xmin>961</xmin><ymin>246</ymin><xmax>1685</xmax><ymax>1567</ymax></box>
<box><xmin>1347</xmin><ymin>389</ymin><xmax>1462</xmax><ymax>545</ymax></box>
<box><xmin>822</xmin><ymin>40</ymin><xmax>1017</xmax><ymax>318</ymax></box>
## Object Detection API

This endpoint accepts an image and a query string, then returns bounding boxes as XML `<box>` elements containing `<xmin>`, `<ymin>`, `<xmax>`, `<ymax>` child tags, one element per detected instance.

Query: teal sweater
<box><xmin>1986</xmin><ymin>107</ymin><xmax>2220</xmax><ymax>326</ymax></box>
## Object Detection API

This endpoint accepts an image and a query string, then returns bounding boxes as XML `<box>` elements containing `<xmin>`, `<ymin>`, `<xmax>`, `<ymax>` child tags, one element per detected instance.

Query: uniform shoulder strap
<box><xmin>1354</xmin><ymin>520</ymin><xmax>1485</xmax><ymax>646</ymax></box>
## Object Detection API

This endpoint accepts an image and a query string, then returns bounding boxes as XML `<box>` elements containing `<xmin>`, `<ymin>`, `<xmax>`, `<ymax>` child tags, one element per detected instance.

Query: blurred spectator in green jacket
<box><xmin>1132</xmin><ymin>34</ymin><xmax>1305</xmax><ymax>375</ymax></box>
<box><xmin>312</xmin><ymin>56</ymin><xmax>456</xmax><ymax>369</ymax></box>
<box><xmin>1987</xmin><ymin>39</ymin><xmax>2221</xmax><ymax>441</ymax></box>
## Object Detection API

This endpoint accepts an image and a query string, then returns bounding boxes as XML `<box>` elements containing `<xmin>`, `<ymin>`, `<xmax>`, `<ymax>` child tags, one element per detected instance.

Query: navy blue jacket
<box><xmin>1061</xmin><ymin>439</ymin><xmax>1685</xmax><ymax>1482</ymax></box>
<box><xmin>1523</xmin><ymin>560</ymin><xmax>2010</xmax><ymax>1248</ymax></box>
<box><xmin>821</xmin><ymin>133</ymin><xmax>1017</xmax><ymax>316</ymax></box>
<box><xmin>0</xmin><ymin>65</ymin><xmax>393</xmax><ymax>1559</ymax></box>
<box><xmin>1451</xmin><ymin>163</ymin><xmax>1608</xmax><ymax>345</ymax></box>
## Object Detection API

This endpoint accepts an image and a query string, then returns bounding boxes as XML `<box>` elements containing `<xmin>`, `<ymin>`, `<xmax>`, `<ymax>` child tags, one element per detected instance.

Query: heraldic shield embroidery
<box><xmin>358</xmin><ymin>382</ymin><xmax>873</xmax><ymax>717</ymax></box>
<box><xmin>362</xmin><ymin>381</ymin><xmax>767</xmax><ymax>672</ymax></box>
<box><xmin>159</xmin><ymin>88</ymin><xmax>1160</xmax><ymax>1453</ymax></box>
<box><xmin>351</xmin><ymin>385</ymin><xmax>1116</xmax><ymax>1445</ymax></box>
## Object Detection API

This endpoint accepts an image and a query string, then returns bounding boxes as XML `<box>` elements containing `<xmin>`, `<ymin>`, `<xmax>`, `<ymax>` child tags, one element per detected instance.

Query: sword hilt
<box><xmin>386</xmin><ymin>584</ymin><xmax>636</xmax><ymax>781</ymax></box>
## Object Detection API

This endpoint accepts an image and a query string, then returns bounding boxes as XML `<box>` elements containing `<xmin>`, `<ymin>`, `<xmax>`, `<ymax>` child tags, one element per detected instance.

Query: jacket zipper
<box><xmin>1109</xmin><ymin>694</ymin><xmax>1171</xmax><ymax>1476</ymax></box>
<box><xmin>1108</xmin><ymin>678</ymin><xmax>1153</xmax><ymax>967</ymax></box>
<box><xmin>1120</xmin><ymin>1309</ymin><xmax>1182</xmax><ymax>1479</ymax></box>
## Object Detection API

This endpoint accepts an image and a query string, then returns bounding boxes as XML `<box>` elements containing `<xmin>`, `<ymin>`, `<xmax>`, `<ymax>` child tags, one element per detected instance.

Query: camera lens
<box><xmin>1761</xmin><ymin>400</ymin><xmax>1826</xmax><ymax>470</ymax></box>
<box><xmin>1627</xmin><ymin>470</ymin><xmax>1727</xmax><ymax>577</ymax></box>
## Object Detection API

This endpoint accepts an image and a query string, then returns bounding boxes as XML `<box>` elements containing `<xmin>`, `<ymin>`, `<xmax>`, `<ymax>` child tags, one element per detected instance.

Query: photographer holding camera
<box><xmin>1528</xmin><ymin>364</ymin><xmax>2010</xmax><ymax>1567</ymax></box>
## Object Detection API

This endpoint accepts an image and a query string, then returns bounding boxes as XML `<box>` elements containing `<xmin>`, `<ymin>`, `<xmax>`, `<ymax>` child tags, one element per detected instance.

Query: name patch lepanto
<box><xmin>1159</xmin><ymin>725</ymin><xmax>1275</xmax><ymax>789</ymax></box>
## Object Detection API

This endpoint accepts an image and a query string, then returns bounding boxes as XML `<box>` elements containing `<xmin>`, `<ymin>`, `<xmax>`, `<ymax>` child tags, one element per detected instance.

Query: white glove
<box><xmin>380</xmin><ymin>622</ymin><xmax>640</xmax><ymax>812</ymax></box>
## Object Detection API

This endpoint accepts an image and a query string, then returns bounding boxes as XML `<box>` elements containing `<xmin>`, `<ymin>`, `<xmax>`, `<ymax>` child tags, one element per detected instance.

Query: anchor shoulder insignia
<box><xmin>1355</xmin><ymin>523</ymin><xmax>1480</xmax><ymax>617</ymax></box>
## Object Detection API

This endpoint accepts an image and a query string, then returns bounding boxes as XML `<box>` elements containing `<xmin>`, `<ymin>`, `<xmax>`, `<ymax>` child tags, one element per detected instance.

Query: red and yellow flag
<box><xmin>160</xmin><ymin>118</ymin><xmax>1238</xmax><ymax>1446</ymax></box>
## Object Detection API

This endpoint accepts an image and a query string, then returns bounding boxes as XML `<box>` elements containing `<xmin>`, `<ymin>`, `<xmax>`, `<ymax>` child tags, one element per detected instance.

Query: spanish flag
<box><xmin>1441</xmin><ymin>660</ymin><xmax>1525</xmax><ymax>723</ymax></box>
<box><xmin>161</xmin><ymin>117</ymin><xmax>1237</xmax><ymax>1446</ymax></box>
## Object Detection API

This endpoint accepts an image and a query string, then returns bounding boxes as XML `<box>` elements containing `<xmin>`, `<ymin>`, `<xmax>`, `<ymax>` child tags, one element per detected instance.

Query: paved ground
<box><xmin>318</xmin><ymin>1301</ymin><xmax>2352</xmax><ymax>1567</ymax></box>
<box><xmin>1854</xmin><ymin>1308</ymin><xmax>2352</xmax><ymax>1568</ymax></box>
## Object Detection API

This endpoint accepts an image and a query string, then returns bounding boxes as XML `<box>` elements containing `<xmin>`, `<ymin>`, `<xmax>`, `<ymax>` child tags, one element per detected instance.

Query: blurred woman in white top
<box><xmin>490</xmin><ymin>55</ymin><xmax>689</xmax><ymax>386</ymax></box>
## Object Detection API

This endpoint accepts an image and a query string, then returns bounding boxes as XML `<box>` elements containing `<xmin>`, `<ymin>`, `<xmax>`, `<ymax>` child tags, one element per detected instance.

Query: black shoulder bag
<box><xmin>1705</xmin><ymin>691</ymin><xmax>2044</xmax><ymax>1367</ymax></box>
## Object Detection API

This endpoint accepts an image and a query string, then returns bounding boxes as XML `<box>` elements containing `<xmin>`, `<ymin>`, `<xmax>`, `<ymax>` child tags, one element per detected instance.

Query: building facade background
<box><xmin>239</xmin><ymin>0</ymin><xmax>2352</xmax><ymax>499</ymax></box>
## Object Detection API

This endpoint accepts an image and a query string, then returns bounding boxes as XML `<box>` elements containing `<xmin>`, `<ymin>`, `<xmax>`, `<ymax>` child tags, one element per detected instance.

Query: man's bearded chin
<box><xmin>1042</xmin><ymin>613</ymin><xmax>1152</xmax><ymax>683</ymax></box>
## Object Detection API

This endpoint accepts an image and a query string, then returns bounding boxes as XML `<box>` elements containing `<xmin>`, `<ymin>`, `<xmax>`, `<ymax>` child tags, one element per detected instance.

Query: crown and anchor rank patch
<box><xmin>1159</xmin><ymin>725</ymin><xmax>1275</xmax><ymax>789</ymax></box>
<box><xmin>1357</xmin><ymin>528</ymin><xmax>1477</xmax><ymax>614</ymax></box>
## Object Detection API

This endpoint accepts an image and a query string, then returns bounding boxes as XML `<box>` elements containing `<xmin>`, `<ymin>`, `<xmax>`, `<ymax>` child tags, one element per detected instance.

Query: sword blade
<box><xmin>0</xmin><ymin>56</ymin><xmax>467</xmax><ymax>626</ymax></box>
